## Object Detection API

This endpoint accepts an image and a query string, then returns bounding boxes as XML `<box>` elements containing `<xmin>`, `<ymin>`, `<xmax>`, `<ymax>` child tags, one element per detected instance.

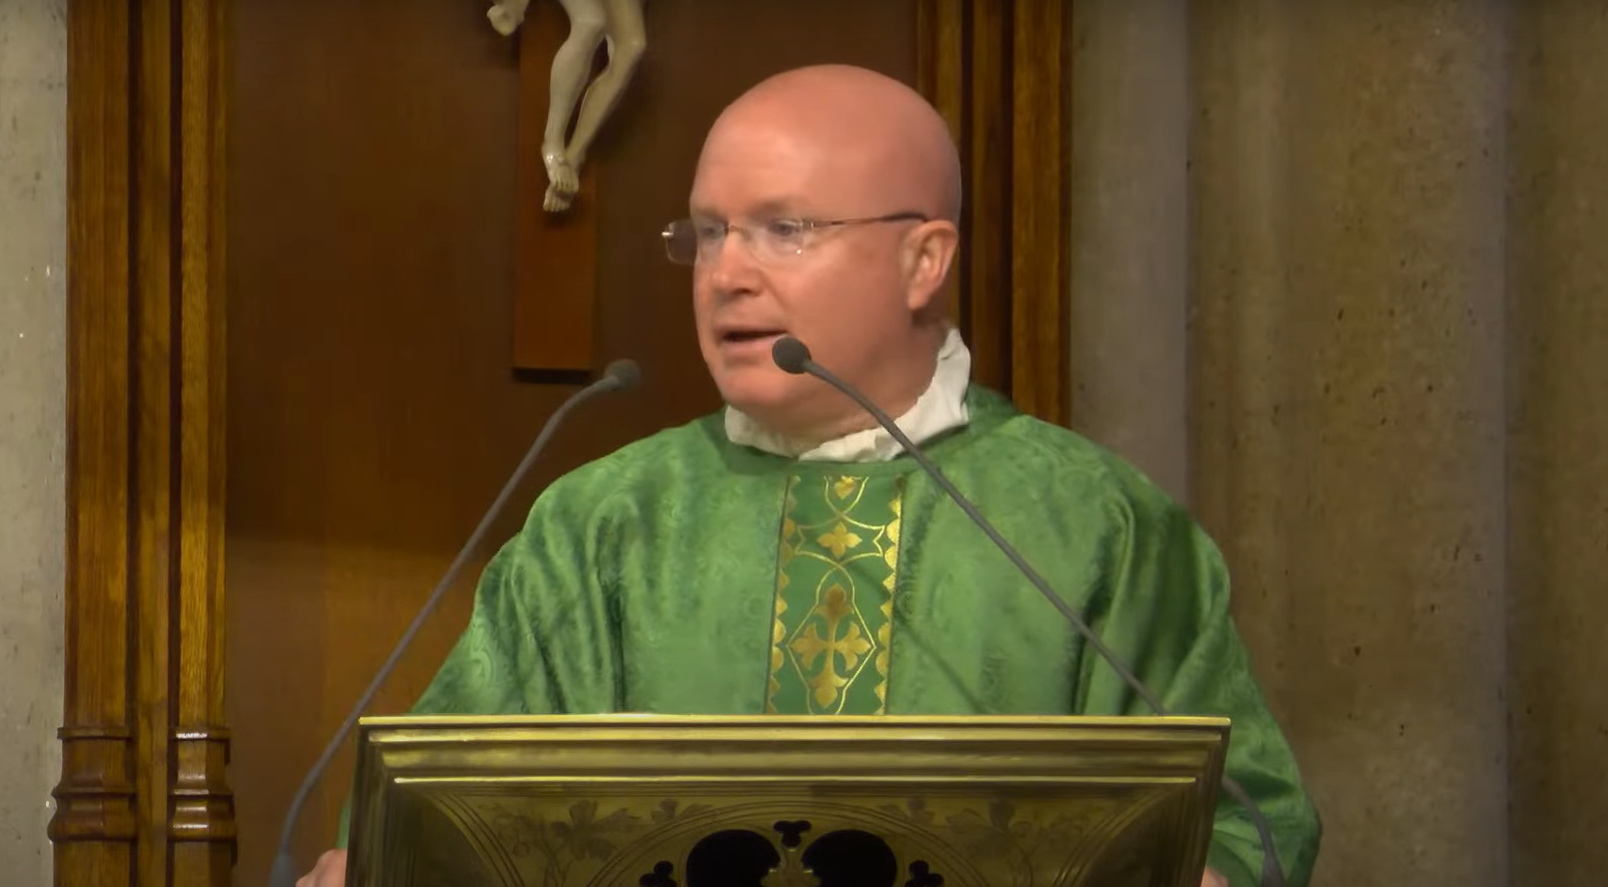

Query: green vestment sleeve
<box><xmin>1073</xmin><ymin>483</ymin><xmax>1321</xmax><ymax>887</ymax></box>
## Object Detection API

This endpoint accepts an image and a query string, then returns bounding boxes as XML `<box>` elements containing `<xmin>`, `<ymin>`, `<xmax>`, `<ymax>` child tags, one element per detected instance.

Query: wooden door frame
<box><xmin>49</xmin><ymin>2</ymin><xmax>1069</xmax><ymax>885</ymax></box>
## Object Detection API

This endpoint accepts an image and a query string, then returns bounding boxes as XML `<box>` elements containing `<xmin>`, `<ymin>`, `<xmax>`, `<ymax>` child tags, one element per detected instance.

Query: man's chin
<box><xmin>715</xmin><ymin>372</ymin><xmax>812</xmax><ymax>421</ymax></box>
<box><xmin>718</xmin><ymin>382</ymin><xmax>791</xmax><ymax>416</ymax></box>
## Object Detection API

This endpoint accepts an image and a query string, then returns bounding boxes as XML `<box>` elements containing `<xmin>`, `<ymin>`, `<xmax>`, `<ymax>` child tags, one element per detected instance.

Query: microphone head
<box><xmin>602</xmin><ymin>359</ymin><xmax>642</xmax><ymax>391</ymax></box>
<box><xmin>772</xmin><ymin>336</ymin><xmax>812</xmax><ymax>375</ymax></box>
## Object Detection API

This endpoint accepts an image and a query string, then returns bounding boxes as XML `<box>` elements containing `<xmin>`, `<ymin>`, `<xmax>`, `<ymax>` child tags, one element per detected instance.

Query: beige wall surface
<box><xmin>0</xmin><ymin>0</ymin><xmax>67</xmax><ymax>886</ymax></box>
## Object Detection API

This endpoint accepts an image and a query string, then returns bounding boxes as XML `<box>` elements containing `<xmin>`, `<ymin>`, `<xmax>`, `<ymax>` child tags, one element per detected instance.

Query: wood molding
<box><xmin>53</xmin><ymin>1</ymin><xmax>235</xmax><ymax>886</ymax></box>
<box><xmin>1008</xmin><ymin>0</ymin><xmax>1071</xmax><ymax>425</ymax></box>
<box><xmin>918</xmin><ymin>0</ymin><xmax>1071</xmax><ymax>425</ymax></box>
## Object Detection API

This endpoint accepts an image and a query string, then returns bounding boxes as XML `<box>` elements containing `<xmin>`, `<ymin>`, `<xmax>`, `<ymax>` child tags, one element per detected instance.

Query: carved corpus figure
<box><xmin>489</xmin><ymin>0</ymin><xmax>648</xmax><ymax>213</ymax></box>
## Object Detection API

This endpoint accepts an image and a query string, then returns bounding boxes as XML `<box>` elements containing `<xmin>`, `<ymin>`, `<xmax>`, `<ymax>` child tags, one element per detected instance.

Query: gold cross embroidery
<box><xmin>767</xmin><ymin>473</ymin><xmax>904</xmax><ymax>716</ymax></box>
<box><xmin>788</xmin><ymin>585</ymin><xmax>874</xmax><ymax>708</ymax></box>
<box><xmin>817</xmin><ymin>522</ymin><xmax>862</xmax><ymax>558</ymax></box>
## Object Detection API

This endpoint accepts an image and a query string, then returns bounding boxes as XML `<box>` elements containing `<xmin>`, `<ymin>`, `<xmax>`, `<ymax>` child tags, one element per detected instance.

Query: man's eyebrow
<box><xmin>688</xmin><ymin>198</ymin><xmax>810</xmax><ymax>221</ymax></box>
<box><xmin>748</xmin><ymin>198</ymin><xmax>806</xmax><ymax>217</ymax></box>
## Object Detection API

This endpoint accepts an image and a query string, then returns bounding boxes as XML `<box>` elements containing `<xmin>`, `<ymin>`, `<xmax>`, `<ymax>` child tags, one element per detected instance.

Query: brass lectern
<box><xmin>344</xmin><ymin>714</ymin><xmax>1227</xmax><ymax>887</ymax></box>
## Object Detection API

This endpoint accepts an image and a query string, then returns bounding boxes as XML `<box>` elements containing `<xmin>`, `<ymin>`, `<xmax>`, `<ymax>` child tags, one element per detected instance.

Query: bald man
<box><xmin>297</xmin><ymin>65</ymin><xmax>1320</xmax><ymax>887</ymax></box>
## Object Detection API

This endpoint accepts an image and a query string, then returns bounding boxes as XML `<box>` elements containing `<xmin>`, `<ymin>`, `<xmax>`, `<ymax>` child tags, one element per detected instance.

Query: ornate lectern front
<box><xmin>344</xmin><ymin>714</ymin><xmax>1227</xmax><ymax>887</ymax></box>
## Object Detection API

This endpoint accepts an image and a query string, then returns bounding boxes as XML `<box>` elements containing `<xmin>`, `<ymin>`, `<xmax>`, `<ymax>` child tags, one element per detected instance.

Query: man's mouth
<box><xmin>720</xmin><ymin>329</ymin><xmax>787</xmax><ymax>345</ymax></box>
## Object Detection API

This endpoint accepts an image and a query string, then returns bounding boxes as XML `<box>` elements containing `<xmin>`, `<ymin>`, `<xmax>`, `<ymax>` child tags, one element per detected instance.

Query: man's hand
<box><xmin>295</xmin><ymin>849</ymin><xmax>346</xmax><ymax>887</ymax></box>
<box><xmin>1201</xmin><ymin>866</ymin><xmax>1229</xmax><ymax>887</ymax></box>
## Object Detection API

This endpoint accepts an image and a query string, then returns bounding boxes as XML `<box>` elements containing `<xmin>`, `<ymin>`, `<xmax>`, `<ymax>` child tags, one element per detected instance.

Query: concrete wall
<box><xmin>0</xmin><ymin>0</ymin><xmax>67</xmax><ymax>885</ymax></box>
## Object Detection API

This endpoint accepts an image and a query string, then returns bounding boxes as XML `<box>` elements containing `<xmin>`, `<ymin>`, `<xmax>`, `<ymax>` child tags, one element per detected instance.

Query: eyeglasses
<box><xmin>661</xmin><ymin>212</ymin><xmax>929</xmax><ymax>266</ymax></box>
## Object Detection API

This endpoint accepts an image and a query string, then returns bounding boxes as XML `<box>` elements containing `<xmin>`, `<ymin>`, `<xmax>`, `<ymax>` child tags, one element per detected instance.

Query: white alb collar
<box><xmin>724</xmin><ymin>327</ymin><xmax>971</xmax><ymax>462</ymax></box>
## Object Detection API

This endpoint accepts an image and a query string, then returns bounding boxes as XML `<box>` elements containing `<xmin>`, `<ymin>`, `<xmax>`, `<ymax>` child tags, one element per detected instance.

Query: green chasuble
<box><xmin>341</xmin><ymin>386</ymin><xmax>1321</xmax><ymax>886</ymax></box>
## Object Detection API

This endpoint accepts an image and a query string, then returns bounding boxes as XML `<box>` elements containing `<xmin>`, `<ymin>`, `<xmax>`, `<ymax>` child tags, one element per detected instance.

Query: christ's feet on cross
<box><xmin>542</xmin><ymin>147</ymin><xmax>580</xmax><ymax>212</ymax></box>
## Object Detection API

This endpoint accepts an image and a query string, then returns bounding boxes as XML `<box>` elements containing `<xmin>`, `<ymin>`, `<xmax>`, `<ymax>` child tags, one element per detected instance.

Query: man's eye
<box><xmin>694</xmin><ymin>223</ymin><xmax>726</xmax><ymax>240</ymax></box>
<box><xmin>766</xmin><ymin>220</ymin><xmax>805</xmax><ymax>239</ymax></box>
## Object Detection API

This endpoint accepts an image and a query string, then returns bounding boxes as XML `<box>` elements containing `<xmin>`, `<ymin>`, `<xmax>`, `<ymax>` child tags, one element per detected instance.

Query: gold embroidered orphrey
<box><xmin>767</xmin><ymin>474</ymin><xmax>904</xmax><ymax>716</ymax></box>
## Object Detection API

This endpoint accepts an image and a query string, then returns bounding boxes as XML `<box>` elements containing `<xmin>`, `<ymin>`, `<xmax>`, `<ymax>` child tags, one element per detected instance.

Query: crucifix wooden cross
<box><xmin>509</xmin><ymin>1</ymin><xmax>644</xmax><ymax>374</ymax></box>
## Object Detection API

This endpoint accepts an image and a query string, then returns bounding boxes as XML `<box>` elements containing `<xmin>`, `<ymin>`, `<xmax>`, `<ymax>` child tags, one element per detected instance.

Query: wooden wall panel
<box><xmin>223</xmin><ymin>3</ymin><xmax>547</xmax><ymax>882</ymax></box>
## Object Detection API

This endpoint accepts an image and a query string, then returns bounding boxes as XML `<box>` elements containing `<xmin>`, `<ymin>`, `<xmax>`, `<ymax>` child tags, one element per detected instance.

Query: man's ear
<box><xmin>901</xmin><ymin>221</ymin><xmax>960</xmax><ymax>314</ymax></box>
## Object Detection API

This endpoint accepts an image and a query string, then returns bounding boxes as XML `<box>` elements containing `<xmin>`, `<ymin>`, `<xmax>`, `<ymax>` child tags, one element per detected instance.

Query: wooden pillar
<box><xmin>51</xmin><ymin>2</ymin><xmax>234</xmax><ymax>886</ymax></box>
<box><xmin>1008</xmin><ymin>0</ymin><xmax>1071</xmax><ymax>426</ymax></box>
<box><xmin>918</xmin><ymin>0</ymin><xmax>1071</xmax><ymax>426</ymax></box>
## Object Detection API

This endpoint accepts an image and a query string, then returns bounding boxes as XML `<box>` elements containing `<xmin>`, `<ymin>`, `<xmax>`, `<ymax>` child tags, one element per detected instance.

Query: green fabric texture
<box><xmin>335</xmin><ymin>385</ymin><xmax>1321</xmax><ymax>886</ymax></box>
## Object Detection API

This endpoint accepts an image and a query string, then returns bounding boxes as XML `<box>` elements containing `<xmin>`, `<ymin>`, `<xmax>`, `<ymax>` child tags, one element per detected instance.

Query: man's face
<box><xmin>687</xmin><ymin>114</ymin><xmax>915</xmax><ymax>435</ymax></box>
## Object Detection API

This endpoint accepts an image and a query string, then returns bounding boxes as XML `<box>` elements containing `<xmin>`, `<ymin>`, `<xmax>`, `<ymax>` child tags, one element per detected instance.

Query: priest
<box><xmin>298</xmin><ymin>64</ymin><xmax>1321</xmax><ymax>887</ymax></box>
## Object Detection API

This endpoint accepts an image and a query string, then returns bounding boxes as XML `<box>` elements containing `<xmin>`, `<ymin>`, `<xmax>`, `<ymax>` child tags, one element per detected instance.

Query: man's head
<box><xmin>676</xmin><ymin>64</ymin><xmax>963</xmax><ymax>442</ymax></box>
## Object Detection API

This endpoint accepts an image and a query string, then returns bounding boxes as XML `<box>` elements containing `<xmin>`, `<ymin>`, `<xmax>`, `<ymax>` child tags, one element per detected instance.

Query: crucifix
<box><xmin>492</xmin><ymin>0</ymin><xmax>649</xmax><ymax>373</ymax></box>
<box><xmin>489</xmin><ymin>0</ymin><xmax>647</xmax><ymax>213</ymax></box>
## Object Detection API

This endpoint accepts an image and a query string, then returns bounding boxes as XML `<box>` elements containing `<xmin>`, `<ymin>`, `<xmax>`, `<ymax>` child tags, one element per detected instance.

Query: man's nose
<box><xmin>705</xmin><ymin>232</ymin><xmax>762</xmax><ymax>294</ymax></box>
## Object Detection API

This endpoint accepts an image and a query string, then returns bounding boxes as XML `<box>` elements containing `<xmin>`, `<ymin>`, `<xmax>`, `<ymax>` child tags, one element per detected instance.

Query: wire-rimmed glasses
<box><xmin>661</xmin><ymin>212</ymin><xmax>929</xmax><ymax>266</ymax></box>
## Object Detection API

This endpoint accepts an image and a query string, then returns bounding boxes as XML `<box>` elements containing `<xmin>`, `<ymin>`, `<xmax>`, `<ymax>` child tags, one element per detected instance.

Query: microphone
<box><xmin>772</xmin><ymin>337</ymin><xmax>1287</xmax><ymax>887</ymax></box>
<box><xmin>267</xmin><ymin>359</ymin><xmax>643</xmax><ymax>887</ymax></box>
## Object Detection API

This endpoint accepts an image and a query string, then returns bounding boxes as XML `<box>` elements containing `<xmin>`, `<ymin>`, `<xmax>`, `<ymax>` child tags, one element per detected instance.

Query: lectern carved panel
<box><xmin>345</xmin><ymin>716</ymin><xmax>1223</xmax><ymax>887</ymax></box>
<box><xmin>411</xmin><ymin>791</ymin><xmax>1176</xmax><ymax>887</ymax></box>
